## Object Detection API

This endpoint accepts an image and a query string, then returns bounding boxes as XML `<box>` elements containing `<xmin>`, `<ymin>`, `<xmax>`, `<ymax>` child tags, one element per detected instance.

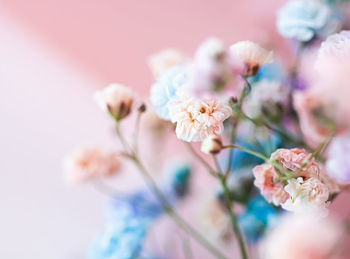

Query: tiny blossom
<box><xmin>150</xmin><ymin>65</ymin><xmax>188</xmax><ymax>120</ymax></box>
<box><xmin>94</xmin><ymin>83</ymin><xmax>134</xmax><ymax>120</ymax></box>
<box><xmin>277</xmin><ymin>0</ymin><xmax>332</xmax><ymax>42</ymax></box>
<box><xmin>186</xmin><ymin>38</ymin><xmax>242</xmax><ymax>97</ymax></box>
<box><xmin>326</xmin><ymin>134</ymin><xmax>350</xmax><ymax>184</ymax></box>
<box><xmin>201</xmin><ymin>134</ymin><xmax>223</xmax><ymax>155</ymax></box>
<box><xmin>229</xmin><ymin>41</ymin><xmax>273</xmax><ymax>77</ymax></box>
<box><xmin>262</xmin><ymin>214</ymin><xmax>344</xmax><ymax>259</ymax></box>
<box><xmin>168</xmin><ymin>95</ymin><xmax>232</xmax><ymax>142</ymax></box>
<box><xmin>282</xmin><ymin>177</ymin><xmax>329</xmax><ymax>215</ymax></box>
<box><xmin>243</xmin><ymin>80</ymin><xmax>289</xmax><ymax>119</ymax></box>
<box><xmin>147</xmin><ymin>48</ymin><xmax>186</xmax><ymax>78</ymax></box>
<box><xmin>63</xmin><ymin>146</ymin><xmax>120</xmax><ymax>184</ymax></box>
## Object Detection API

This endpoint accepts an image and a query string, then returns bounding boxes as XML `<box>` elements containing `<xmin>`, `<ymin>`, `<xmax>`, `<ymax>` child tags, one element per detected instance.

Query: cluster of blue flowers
<box><xmin>277</xmin><ymin>0</ymin><xmax>341</xmax><ymax>42</ymax></box>
<box><xmin>88</xmin><ymin>165</ymin><xmax>191</xmax><ymax>259</ymax></box>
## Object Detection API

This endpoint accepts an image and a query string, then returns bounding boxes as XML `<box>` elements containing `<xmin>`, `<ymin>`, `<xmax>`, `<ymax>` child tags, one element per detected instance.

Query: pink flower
<box><xmin>229</xmin><ymin>41</ymin><xmax>273</xmax><ymax>77</ymax></box>
<box><xmin>253</xmin><ymin>164</ymin><xmax>289</xmax><ymax>206</ymax></box>
<box><xmin>271</xmin><ymin>148</ymin><xmax>320</xmax><ymax>179</ymax></box>
<box><xmin>147</xmin><ymin>48</ymin><xmax>186</xmax><ymax>78</ymax></box>
<box><xmin>94</xmin><ymin>83</ymin><xmax>135</xmax><ymax>120</ymax></box>
<box><xmin>262</xmin><ymin>214</ymin><xmax>344</xmax><ymax>259</ymax></box>
<box><xmin>253</xmin><ymin>148</ymin><xmax>338</xmax><ymax>212</ymax></box>
<box><xmin>63</xmin><ymin>146</ymin><xmax>121</xmax><ymax>184</ymax></box>
<box><xmin>326</xmin><ymin>134</ymin><xmax>350</xmax><ymax>184</ymax></box>
<box><xmin>168</xmin><ymin>95</ymin><xmax>232</xmax><ymax>142</ymax></box>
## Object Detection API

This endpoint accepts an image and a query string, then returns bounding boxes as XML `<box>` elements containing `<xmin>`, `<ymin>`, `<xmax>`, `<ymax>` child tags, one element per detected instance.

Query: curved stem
<box><xmin>183</xmin><ymin>142</ymin><xmax>218</xmax><ymax>177</ymax></box>
<box><xmin>222</xmin><ymin>144</ymin><xmax>269</xmax><ymax>162</ymax></box>
<box><xmin>130</xmin><ymin>154</ymin><xmax>227</xmax><ymax>259</ymax></box>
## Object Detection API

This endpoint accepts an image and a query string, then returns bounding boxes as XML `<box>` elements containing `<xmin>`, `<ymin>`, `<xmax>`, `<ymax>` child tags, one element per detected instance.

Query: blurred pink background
<box><xmin>1</xmin><ymin>0</ymin><xmax>349</xmax><ymax>258</ymax></box>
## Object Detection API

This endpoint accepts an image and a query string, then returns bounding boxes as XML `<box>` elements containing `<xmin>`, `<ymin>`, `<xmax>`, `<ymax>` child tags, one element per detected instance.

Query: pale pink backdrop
<box><xmin>1</xmin><ymin>1</ymin><xmax>349</xmax><ymax>258</ymax></box>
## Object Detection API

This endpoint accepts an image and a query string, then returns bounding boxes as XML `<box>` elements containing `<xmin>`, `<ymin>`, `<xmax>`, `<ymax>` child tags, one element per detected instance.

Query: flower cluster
<box><xmin>64</xmin><ymin>1</ymin><xmax>350</xmax><ymax>258</ymax></box>
<box><xmin>253</xmin><ymin>148</ymin><xmax>338</xmax><ymax>214</ymax></box>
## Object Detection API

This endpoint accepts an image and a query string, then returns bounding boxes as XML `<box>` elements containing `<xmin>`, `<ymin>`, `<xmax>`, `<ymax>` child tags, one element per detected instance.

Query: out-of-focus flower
<box><xmin>168</xmin><ymin>95</ymin><xmax>232</xmax><ymax>142</ymax></box>
<box><xmin>186</xmin><ymin>38</ymin><xmax>243</xmax><ymax>97</ymax></box>
<box><xmin>88</xmin><ymin>164</ymin><xmax>192</xmax><ymax>259</ymax></box>
<box><xmin>238</xmin><ymin>196</ymin><xmax>278</xmax><ymax>242</ymax></box>
<box><xmin>64</xmin><ymin>146</ymin><xmax>120</xmax><ymax>184</ymax></box>
<box><xmin>229</xmin><ymin>41</ymin><xmax>273</xmax><ymax>77</ymax></box>
<box><xmin>201</xmin><ymin>134</ymin><xmax>223</xmax><ymax>155</ymax></box>
<box><xmin>261</xmin><ymin>214</ymin><xmax>344</xmax><ymax>259</ymax></box>
<box><xmin>150</xmin><ymin>65</ymin><xmax>188</xmax><ymax>120</ymax></box>
<box><xmin>326</xmin><ymin>134</ymin><xmax>350</xmax><ymax>184</ymax></box>
<box><xmin>243</xmin><ymin>80</ymin><xmax>289</xmax><ymax>120</ymax></box>
<box><xmin>316</xmin><ymin>30</ymin><xmax>350</xmax><ymax>70</ymax></box>
<box><xmin>277</xmin><ymin>0</ymin><xmax>332</xmax><ymax>42</ymax></box>
<box><xmin>294</xmin><ymin>58</ymin><xmax>350</xmax><ymax>147</ymax></box>
<box><xmin>253</xmin><ymin>148</ymin><xmax>338</xmax><ymax>213</ymax></box>
<box><xmin>198</xmin><ymin>195</ymin><xmax>231</xmax><ymax>242</ymax></box>
<box><xmin>148</xmin><ymin>48</ymin><xmax>186</xmax><ymax>78</ymax></box>
<box><xmin>94</xmin><ymin>83</ymin><xmax>134</xmax><ymax>121</ymax></box>
<box><xmin>282</xmin><ymin>177</ymin><xmax>329</xmax><ymax>214</ymax></box>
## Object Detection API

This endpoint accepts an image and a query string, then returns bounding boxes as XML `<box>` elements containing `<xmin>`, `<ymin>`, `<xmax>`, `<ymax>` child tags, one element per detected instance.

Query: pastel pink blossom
<box><xmin>147</xmin><ymin>48</ymin><xmax>187</xmax><ymax>78</ymax></box>
<box><xmin>253</xmin><ymin>163</ymin><xmax>289</xmax><ymax>206</ymax></box>
<box><xmin>168</xmin><ymin>95</ymin><xmax>232</xmax><ymax>142</ymax></box>
<box><xmin>253</xmin><ymin>148</ymin><xmax>338</xmax><ymax>212</ymax></box>
<box><xmin>63</xmin><ymin>146</ymin><xmax>121</xmax><ymax>184</ymax></box>
<box><xmin>94</xmin><ymin>83</ymin><xmax>135</xmax><ymax>120</ymax></box>
<box><xmin>326</xmin><ymin>134</ymin><xmax>350</xmax><ymax>184</ymax></box>
<box><xmin>271</xmin><ymin>148</ymin><xmax>320</xmax><ymax>179</ymax></box>
<box><xmin>229</xmin><ymin>41</ymin><xmax>273</xmax><ymax>77</ymax></box>
<box><xmin>262</xmin><ymin>214</ymin><xmax>344</xmax><ymax>259</ymax></box>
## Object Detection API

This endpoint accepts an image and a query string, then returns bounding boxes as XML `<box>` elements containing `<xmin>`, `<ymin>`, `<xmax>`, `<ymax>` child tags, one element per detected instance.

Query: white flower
<box><xmin>282</xmin><ymin>177</ymin><xmax>329</xmax><ymax>215</ymax></box>
<box><xmin>168</xmin><ymin>95</ymin><xmax>232</xmax><ymax>142</ymax></box>
<box><xmin>229</xmin><ymin>41</ymin><xmax>273</xmax><ymax>77</ymax></box>
<box><xmin>243</xmin><ymin>80</ymin><xmax>289</xmax><ymax>119</ymax></box>
<box><xmin>147</xmin><ymin>48</ymin><xmax>186</xmax><ymax>78</ymax></box>
<box><xmin>94</xmin><ymin>83</ymin><xmax>134</xmax><ymax>120</ymax></box>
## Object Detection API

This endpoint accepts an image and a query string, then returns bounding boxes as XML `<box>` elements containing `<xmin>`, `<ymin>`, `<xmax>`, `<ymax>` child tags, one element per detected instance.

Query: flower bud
<box><xmin>201</xmin><ymin>135</ymin><xmax>223</xmax><ymax>155</ymax></box>
<box><xmin>94</xmin><ymin>83</ymin><xmax>134</xmax><ymax>121</ymax></box>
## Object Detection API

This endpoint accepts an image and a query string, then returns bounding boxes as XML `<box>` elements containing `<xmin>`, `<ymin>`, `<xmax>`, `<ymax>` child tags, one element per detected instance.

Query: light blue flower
<box><xmin>277</xmin><ymin>0</ymin><xmax>332</xmax><ymax>42</ymax></box>
<box><xmin>150</xmin><ymin>65</ymin><xmax>188</xmax><ymax>120</ymax></box>
<box><xmin>88</xmin><ymin>164</ymin><xmax>192</xmax><ymax>259</ymax></box>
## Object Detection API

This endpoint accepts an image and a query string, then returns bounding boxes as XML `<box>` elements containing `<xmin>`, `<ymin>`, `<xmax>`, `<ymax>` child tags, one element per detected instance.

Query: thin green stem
<box><xmin>222</xmin><ymin>144</ymin><xmax>269</xmax><ymax>162</ymax></box>
<box><xmin>214</xmin><ymin>156</ymin><xmax>248</xmax><ymax>259</ymax></box>
<box><xmin>132</xmin><ymin>111</ymin><xmax>142</xmax><ymax>155</ymax></box>
<box><xmin>130</xmin><ymin>154</ymin><xmax>227</xmax><ymax>259</ymax></box>
<box><xmin>183</xmin><ymin>142</ymin><xmax>218</xmax><ymax>177</ymax></box>
<box><xmin>116</xmin><ymin>126</ymin><xmax>226</xmax><ymax>258</ymax></box>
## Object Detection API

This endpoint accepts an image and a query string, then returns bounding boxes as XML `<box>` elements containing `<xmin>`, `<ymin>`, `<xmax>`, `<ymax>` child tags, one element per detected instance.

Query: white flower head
<box><xmin>168</xmin><ymin>95</ymin><xmax>232</xmax><ymax>142</ymax></box>
<box><xmin>229</xmin><ymin>41</ymin><xmax>273</xmax><ymax>77</ymax></box>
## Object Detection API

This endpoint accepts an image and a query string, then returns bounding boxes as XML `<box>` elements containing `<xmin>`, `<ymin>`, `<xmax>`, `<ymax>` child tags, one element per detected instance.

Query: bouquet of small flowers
<box><xmin>64</xmin><ymin>0</ymin><xmax>350</xmax><ymax>258</ymax></box>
